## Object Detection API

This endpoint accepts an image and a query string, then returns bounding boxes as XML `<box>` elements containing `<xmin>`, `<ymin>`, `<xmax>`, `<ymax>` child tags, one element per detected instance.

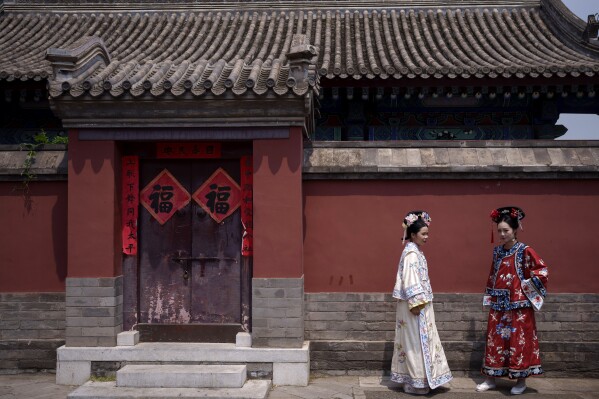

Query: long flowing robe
<box><xmin>481</xmin><ymin>242</ymin><xmax>548</xmax><ymax>379</ymax></box>
<box><xmin>391</xmin><ymin>242</ymin><xmax>453</xmax><ymax>389</ymax></box>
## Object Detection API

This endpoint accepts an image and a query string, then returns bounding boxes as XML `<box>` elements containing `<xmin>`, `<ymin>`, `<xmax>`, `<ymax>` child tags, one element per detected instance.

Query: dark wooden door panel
<box><xmin>191</xmin><ymin>160</ymin><xmax>242</xmax><ymax>323</ymax></box>
<box><xmin>139</xmin><ymin>161</ymin><xmax>192</xmax><ymax>324</ymax></box>
<box><xmin>138</xmin><ymin>158</ymin><xmax>245</xmax><ymax>340</ymax></box>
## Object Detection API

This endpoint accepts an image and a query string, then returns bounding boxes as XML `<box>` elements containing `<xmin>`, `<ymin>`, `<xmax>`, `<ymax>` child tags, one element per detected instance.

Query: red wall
<box><xmin>0</xmin><ymin>181</ymin><xmax>67</xmax><ymax>292</ymax></box>
<box><xmin>253</xmin><ymin>127</ymin><xmax>304</xmax><ymax>278</ymax></box>
<box><xmin>303</xmin><ymin>179</ymin><xmax>599</xmax><ymax>293</ymax></box>
<box><xmin>68</xmin><ymin>131</ymin><xmax>121</xmax><ymax>277</ymax></box>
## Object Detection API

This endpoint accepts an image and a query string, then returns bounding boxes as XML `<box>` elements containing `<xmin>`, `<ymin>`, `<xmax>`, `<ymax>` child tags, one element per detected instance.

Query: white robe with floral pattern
<box><xmin>391</xmin><ymin>242</ymin><xmax>453</xmax><ymax>389</ymax></box>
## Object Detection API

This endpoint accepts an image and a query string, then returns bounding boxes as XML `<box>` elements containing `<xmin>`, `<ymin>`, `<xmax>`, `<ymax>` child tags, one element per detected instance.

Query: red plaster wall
<box><xmin>303</xmin><ymin>179</ymin><xmax>599</xmax><ymax>293</ymax></box>
<box><xmin>0</xmin><ymin>181</ymin><xmax>67</xmax><ymax>292</ymax></box>
<box><xmin>253</xmin><ymin>127</ymin><xmax>304</xmax><ymax>278</ymax></box>
<box><xmin>68</xmin><ymin>131</ymin><xmax>121</xmax><ymax>278</ymax></box>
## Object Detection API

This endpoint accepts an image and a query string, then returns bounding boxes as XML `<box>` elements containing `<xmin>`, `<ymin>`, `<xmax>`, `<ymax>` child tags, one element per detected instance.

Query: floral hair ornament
<box><xmin>489</xmin><ymin>206</ymin><xmax>526</xmax><ymax>243</ymax></box>
<box><xmin>402</xmin><ymin>211</ymin><xmax>432</xmax><ymax>244</ymax></box>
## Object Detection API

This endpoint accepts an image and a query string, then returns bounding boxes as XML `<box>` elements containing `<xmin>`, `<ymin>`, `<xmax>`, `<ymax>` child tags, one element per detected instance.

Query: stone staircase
<box><xmin>68</xmin><ymin>364</ymin><xmax>271</xmax><ymax>399</ymax></box>
<box><xmin>59</xmin><ymin>332</ymin><xmax>309</xmax><ymax>399</ymax></box>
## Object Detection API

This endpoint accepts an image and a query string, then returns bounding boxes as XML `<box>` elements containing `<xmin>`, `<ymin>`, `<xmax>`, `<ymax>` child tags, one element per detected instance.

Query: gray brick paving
<box><xmin>2</xmin><ymin>373</ymin><xmax>599</xmax><ymax>399</ymax></box>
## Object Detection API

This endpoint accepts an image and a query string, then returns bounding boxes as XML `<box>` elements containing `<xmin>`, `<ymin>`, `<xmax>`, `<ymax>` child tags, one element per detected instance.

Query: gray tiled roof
<box><xmin>304</xmin><ymin>141</ymin><xmax>599</xmax><ymax>178</ymax></box>
<box><xmin>0</xmin><ymin>0</ymin><xmax>598</xmax><ymax>99</ymax></box>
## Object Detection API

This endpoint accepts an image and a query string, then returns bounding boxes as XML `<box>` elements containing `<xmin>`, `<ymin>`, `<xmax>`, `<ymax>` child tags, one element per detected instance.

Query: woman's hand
<box><xmin>410</xmin><ymin>304</ymin><xmax>424</xmax><ymax>315</ymax></box>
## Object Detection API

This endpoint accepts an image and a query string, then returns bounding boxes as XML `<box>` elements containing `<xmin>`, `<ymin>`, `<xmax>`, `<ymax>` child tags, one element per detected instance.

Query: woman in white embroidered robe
<box><xmin>391</xmin><ymin>211</ymin><xmax>452</xmax><ymax>395</ymax></box>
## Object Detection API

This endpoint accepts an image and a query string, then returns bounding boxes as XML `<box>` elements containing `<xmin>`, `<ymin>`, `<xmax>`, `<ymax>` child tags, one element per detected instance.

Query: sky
<box><xmin>555</xmin><ymin>0</ymin><xmax>598</xmax><ymax>140</ymax></box>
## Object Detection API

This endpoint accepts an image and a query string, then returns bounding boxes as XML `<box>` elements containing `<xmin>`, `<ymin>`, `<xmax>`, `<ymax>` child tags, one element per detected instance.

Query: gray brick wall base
<box><xmin>306</xmin><ymin>293</ymin><xmax>599</xmax><ymax>378</ymax></box>
<box><xmin>65</xmin><ymin>277</ymin><xmax>123</xmax><ymax>347</ymax></box>
<box><xmin>252</xmin><ymin>278</ymin><xmax>304</xmax><ymax>348</ymax></box>
<box><xmin>0</xmin><ymin>339</ymin><xmax>64</xmax><ymax>373</ymax></box>
<box><xmin>0</xmin><ymin>292</ymin><xmax>66</xmax><ymax>373</ymax></box>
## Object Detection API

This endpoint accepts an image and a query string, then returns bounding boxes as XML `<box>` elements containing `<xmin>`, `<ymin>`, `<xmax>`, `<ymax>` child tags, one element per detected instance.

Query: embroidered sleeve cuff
<box><xmin>408</xmin><ymin>293</ymin><xmax>428</xmax><ymax>309</ymax></box>
<box><xmin>530</xmin><ymin>275</ymin><xmax>547</xmax><ymax>297</ymax></box>
<box><xmin>483</xmin><ymin>295</ymin><xmax>492</xmax><ymax>306</ymax></box>
<box><xmin>521</xmin><ymin>279</ymin><xmax>544</xmax><ymax>311</ymax></box>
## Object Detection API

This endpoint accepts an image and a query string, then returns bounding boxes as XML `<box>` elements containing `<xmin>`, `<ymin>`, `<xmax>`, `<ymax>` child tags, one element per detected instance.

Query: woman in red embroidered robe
<box><xmin>476</xmin><ymin>207</ymin><xmax>548</xmax><ymax>396</ymax></box>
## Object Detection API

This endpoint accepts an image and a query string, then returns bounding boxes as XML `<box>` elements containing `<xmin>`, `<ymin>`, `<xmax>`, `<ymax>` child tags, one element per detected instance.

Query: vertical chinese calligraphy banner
<box><xmin>122</xmin><ymin>156</ymin><xmax>139</xmax><ymax>255</ymax></box>
<box><xmin>240</xmin><ymin>156</ymin><xmax>253</xmax><ymax>257</ymax></box>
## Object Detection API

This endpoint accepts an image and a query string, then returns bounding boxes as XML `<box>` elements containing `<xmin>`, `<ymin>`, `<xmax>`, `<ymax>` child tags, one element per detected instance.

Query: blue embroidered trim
<box><xmin>494</xmin><ymin>242</ymin><xmax>524</xmax><ymax>259</ymax></box>
<box><xmin>393</xmin><ymin>285</ymin><xmax>427</xmax><ymax>300</ymax></box>
<box><xmin>418</xmin><ymin>310</ymin><xmax>432</xmax><ymax>385</ymax></box>
<box><xmin>492</xmin><ymin>242</ymin><xmax>526</xmax><ymax>282</ymax></box>
<box><xmin>405</xmin><ymin>284</ymin><xmax>425</xmax><ymax>298</ymax></box>
<box><xmin>429</xmin><ymin>371</ymin><xmax>453</xmax><ymax>389</ymax></box>
<box><xmin>482</xmin><ymin>365</ymin><xmax>544</xmax><ymax>379</ymax></box>
<box><xmin>531</xmin><ymin>276</ymin><xmax>546</xmax><ymax>297</ymax></box>
<box><xmin>485</xmin><ymin>287</ymin><xmax>510</xmax><ymax>296</ymax></box>
<box><xmin>418</xmin><ymin>311</ymin><xmax>453</xmax><ymax>389</ymax></box>
<box><xmin>390</xmin><ymin>372</ymin><xmax>428</xmax><ymax>388</ymax></box>
<box><xmin>513</xmin><ymin>243</ymin><xmax>526</xmax><ymax>281</ymax></box>
<box><xmin>490</xmin><ymin>301</ymin><xmax>531</xmax><ymax>311</ymax></box>
<box><xmin>486</xmin><ymin>243</ymin><xmax>534</xmax><ymax>311</ymax></box>
<box><xmin>484</xmin><ymin>288</ymin><xmax>532</xmax><ymax>310</ymax></box>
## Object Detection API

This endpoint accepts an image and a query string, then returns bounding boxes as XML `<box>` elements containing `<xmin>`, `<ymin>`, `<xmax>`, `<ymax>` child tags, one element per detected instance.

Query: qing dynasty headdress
<box><xmin>402</xmin><ymin>210</ymin><xmax>431</xmax><ymax>244</ymax></box>
<box><xmin>489</xmin><ymin>206</ymin><xmax>525</xmax><ymax>243</ymax></box>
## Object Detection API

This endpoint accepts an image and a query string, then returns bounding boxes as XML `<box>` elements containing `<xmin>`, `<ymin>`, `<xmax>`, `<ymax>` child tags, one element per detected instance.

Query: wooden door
<box><xmin>137</xmin><ymin>159</ymin><xmax>245</xmax><ymax>342</ymax></box>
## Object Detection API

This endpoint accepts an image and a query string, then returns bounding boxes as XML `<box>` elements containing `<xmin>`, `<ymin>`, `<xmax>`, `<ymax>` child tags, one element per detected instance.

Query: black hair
<box><xmin>496</xmin><ymin>213</ymin><xmax>519</xmax><ymax>232</ymax></box>
<box><xmin>407</xmin><ymin>218</ymin><xmax>428</xmax><ymax>240</ymax></box>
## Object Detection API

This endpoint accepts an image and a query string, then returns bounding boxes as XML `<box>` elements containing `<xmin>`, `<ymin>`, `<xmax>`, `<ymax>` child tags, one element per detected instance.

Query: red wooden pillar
<box><xmin>66</xmin><ymin>130</ymin><xmax>122</xmax><ymax>346</ymax></box>
<box><xmin>252</xmin><ymin>127</ymin><xmax>304</xmax><ymax>279</ymax></box>
<box><xmin>67</xmin><ymin>130</ymin><xmax>121</xmax><ymax>278</ymax></box>
<box><xmin>251</xmin><ymin>126</ymin><xmax>304</xmax><ymax>347</ymax></box>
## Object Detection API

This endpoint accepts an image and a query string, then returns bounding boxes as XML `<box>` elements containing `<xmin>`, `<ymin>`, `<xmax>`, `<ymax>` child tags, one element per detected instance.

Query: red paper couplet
<box><xmin>140</xmin><ymin>169</ymin><xmax>191</xmax><ymax>225</ymax></box>
<box><xmin>192</xmin><ymin>168</ymin><xmax>241</xmax><ymax>223</ymax></box>
<box><xmin>240</xmin><ymin>156</ymin><xmax>253</xmax><ymax>257</ymax></box>
<box><xmin>156</xmin><ymin>142</ymin><xmax>222</xmax><ymax>159</ymax></box>
<box><xmin>122</xmin><ymin>156</ymin><xmax>139</xmax><ymax>255</ymax></box>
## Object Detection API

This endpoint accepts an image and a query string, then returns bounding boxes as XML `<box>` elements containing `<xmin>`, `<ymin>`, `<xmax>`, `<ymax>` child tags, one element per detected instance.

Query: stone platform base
<box><xmin>57</xmin><ymin>341</ymin><xmax>310</xmax><ymax>387</ymax></box>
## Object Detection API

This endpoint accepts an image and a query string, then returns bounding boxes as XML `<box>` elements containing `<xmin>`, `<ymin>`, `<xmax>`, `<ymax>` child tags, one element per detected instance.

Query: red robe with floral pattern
<box><xmin>481</xmin><ymin>242</ymin><xmax>548</xmax><ymax>379</ymax></box>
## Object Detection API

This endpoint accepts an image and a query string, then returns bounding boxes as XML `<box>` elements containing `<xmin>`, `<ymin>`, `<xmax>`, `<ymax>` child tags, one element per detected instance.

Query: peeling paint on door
<box><xmin>138</xmin><ymin>158</ymin><xmax>247</xmax><ymax>340</ymax></box>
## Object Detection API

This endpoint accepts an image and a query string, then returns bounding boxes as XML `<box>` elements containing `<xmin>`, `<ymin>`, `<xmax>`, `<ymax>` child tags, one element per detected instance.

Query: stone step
<box><xmin>68</xmin><ymin>380</ymin><xmax>271</xmax><ymax>399</ymax></box>
<box><xmin>117</xmin><ymin>365</ymin><xmax>247</xmax><ymax>388</ymax></box>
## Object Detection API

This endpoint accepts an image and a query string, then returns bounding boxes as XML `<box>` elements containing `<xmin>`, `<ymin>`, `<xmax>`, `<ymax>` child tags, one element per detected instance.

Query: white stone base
<box><xmin>56</xmin><ymin>342</ymin><xmax>310</xmax><ymax>386</ymax></box>
<box><xmin>117</xmin><ymin>331</ymin><xmax>139</xmax><ymax>346</ymax></box>
<box><xmin>235</xmin><ymin>332</ymin><xmax>252</xmax><ymax>348</ymax></box>
<box><xmin>56</xmin><ymin>360</ymin><xmax>91</xmax><ymax>385</ymax></box>
<box><xmin>273</xmin><ymin>361</ymin><xmax>310</xmax><ymax>386</ymax></box>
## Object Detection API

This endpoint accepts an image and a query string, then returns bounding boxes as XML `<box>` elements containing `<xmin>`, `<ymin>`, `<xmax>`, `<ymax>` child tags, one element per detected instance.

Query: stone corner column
<box><xmin>65</xmin><ymin>276</ymin><xmax>123</xmax><ymax>347</ymax></box>
<box><xmin>252</xmin><ymin>277</ymin><xmax>304</xmax><ymax>348</ymax></box>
